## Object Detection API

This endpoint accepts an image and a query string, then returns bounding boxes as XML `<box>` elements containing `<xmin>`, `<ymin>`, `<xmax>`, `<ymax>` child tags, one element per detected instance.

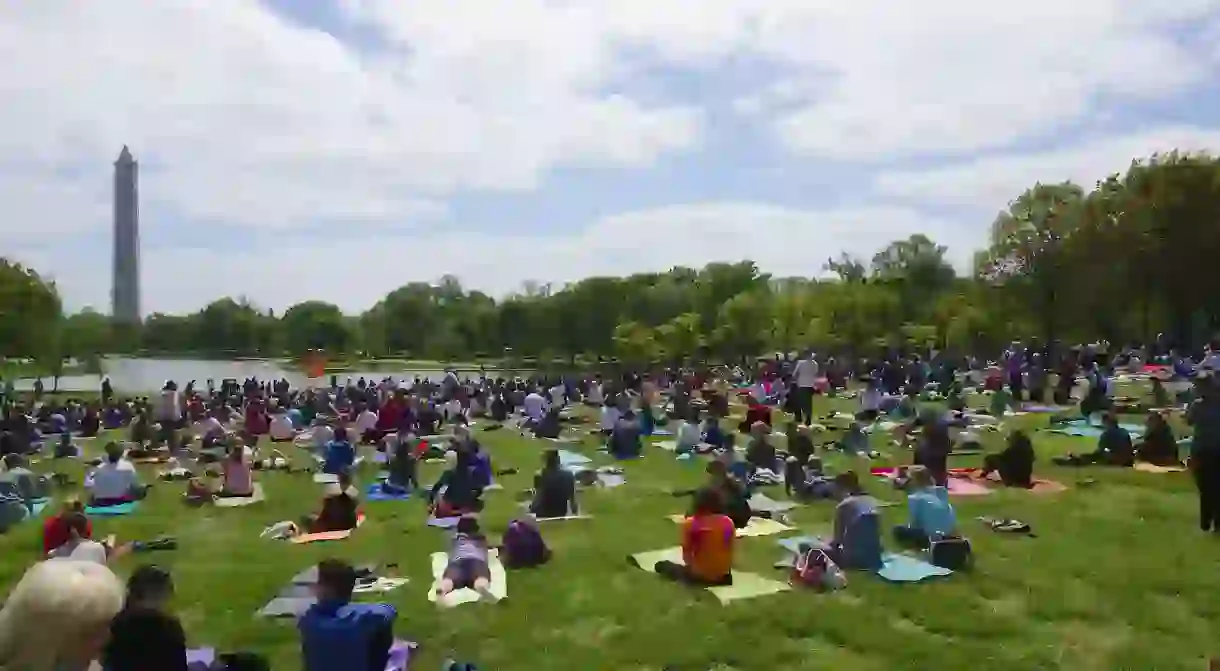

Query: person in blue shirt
<box><xmin>323</xmin><ymin>427</ymin><xmax>356</xmax><ymax>475</ymax></box>
<box><xmin>893</xmin><ymin>465</ymin><xmax>957</xmax><ymax>548</ymax></box>
<box><xmin>299</xmin><ymin>559</ymin><xmax>396</xmax><ymax>671</ymax></box>
<box><xmin>1053</xmin><ymin>412</ymin><xmax>1134</xmax><ymax>467</ymax></box>
<box><xmin>701</xmin><ymin>415</ymin><xmax>727</xmax><ymax>452</ymax></box>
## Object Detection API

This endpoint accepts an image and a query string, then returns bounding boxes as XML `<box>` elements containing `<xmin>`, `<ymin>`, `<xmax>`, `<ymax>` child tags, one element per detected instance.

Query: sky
<box><xmin>4</xmin><ymin>1</ymin><xmax>1220</xmax><ymax>316</ymax></box>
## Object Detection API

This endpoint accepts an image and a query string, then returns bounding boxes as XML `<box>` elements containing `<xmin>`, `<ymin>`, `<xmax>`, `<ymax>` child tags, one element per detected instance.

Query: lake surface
<box><xmin>11</xmin><ymin>358</ymin><xmax>484</xmax><ymax>393</ymax></box>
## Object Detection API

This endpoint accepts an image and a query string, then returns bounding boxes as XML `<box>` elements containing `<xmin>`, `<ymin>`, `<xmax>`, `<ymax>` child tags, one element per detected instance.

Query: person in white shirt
<box><xmin>269</xmin><ymin>410</ymin><xmax>296</xmax><ymax>442</ymax></box>
<box><xmin>586</xmin><ymin>380</ymin><xmax>604</xmax><ymax>406</ymax></box>
<box><xmin>549</xmin><ymin>383</ymin><xmax>566</xmax><ymax>409</ymax></box>
<box><xmin>354</xmin><ymin>405</ymin><xmax>379</xmax><ymax>441</ymax></box>
<box><xmin>523</xmin><ymin>390</ymin><xmax>548</xmax><ymax>423</ymax></box>
<box><xmin>311</xmin><ymin>420</ymin><xmax>335</xmax><ymax>454</ymax></box>
<box><xmin>674</xmin><ymin>415</ymin><xmax>702</xmax><ymax>451</ymax></box>
<box><xmin>88</xmin><ymin>443</ymin><xmax>143</xmax><ymax>506</ymax></box>
<box><xmin>194</xmin><ymin>414</ymin><xmax>224</xmax><ymax>441</ymax></box>
<box><xmin>859</xmin><ymin>379</ymin><xmax>883</xmax><ymax>421</ymax></box>
<box><xmin>443</xmin><ymin>398</ymin><xmax>463</xmax><ymax>424</ymax></box>
<box><xmin>791</xmin><ymin>351</ymin><xmax>820</xmax><ymax>425</ymax></box>
<box><xmin>153</xmin><ymin>384</ymin><xmax>182</xmax><ymax>426</ymax></box>
<box><xmin>599</xmin><ymin>403</ymin><xmax>621</xmax><ymax>435</ymax></box>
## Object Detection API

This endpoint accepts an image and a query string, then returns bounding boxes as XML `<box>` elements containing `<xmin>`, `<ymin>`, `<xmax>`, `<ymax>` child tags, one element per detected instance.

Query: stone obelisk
<box><xmin>112</xmin><ymin>145</ymin><xmax>140</xmax><ymax>323</ymax></box>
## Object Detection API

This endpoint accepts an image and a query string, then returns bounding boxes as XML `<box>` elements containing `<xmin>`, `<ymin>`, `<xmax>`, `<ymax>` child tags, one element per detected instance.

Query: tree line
<box><xmin>3</xmin><ymin>150</ymin><xmax>1220</xmax><ymax>375</ymax></box>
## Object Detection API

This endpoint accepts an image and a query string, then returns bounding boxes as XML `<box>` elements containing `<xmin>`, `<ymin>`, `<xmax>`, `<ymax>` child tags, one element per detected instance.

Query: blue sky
<box><xmin>4</xmin><ymin>1</ymin><xmax>1220</xmax><ymax>315</ymax></box>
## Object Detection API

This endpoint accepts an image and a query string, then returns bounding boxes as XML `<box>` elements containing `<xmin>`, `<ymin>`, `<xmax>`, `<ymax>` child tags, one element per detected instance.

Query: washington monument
<box><xmin>112</xmin><ymin>145</ymin><xmax>140</xmax><ymax>323</ymax></box>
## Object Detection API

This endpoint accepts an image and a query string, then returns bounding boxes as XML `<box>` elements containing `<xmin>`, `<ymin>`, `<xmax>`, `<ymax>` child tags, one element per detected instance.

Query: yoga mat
<box><xmin>1133</xmin><ymin>462</ymin><xmax>1186</xmax><ymax>474</ymax></box>
<box><xmin>290</xmin><ymin>515</ymin><xmax>364</xmax><ymax>544</ymax></box>
<box><xmin>427</xmin><ymin>549</ymin><xmax>507</xmax><ymax>607</ymax></box>
<box><xmin>535</xmin><ymin>514</ymin><xmax>591</xmax><ymax>522</ymax></box>
<box><xmin>385</xmin><ymin>640</ymin><xmax>417</xmax><ymax>671</ymax></box>
<box><xmin>748</xmin><ymin>493</ymin><xmax>798</xmax><ymax>514</ymax></box>
<box><xmin>945</xmin><ymin>477</ymin><xmax>993</xmax><ymax>497</ymax></box>
<box><xmin>187</xmin><ymin>648</ymin><xmax>215</xmax><ymax>668</ymax></box>
<box><xmin>258</xmin><ymin>596</ymin><xmax>315</xmax><ymax>618</ymax></box>
<box><xmin>30</xmin><ymin>498</ymin><xmax>51</xmax><ymax>516</ymax></box>
<box><xmin>667</xmin><ymin>514</ymin><xmax>794</xmax><ymax>538</ymax></box>
<box><xmin>366</xmin><ymin>483</ymin><xmax>412</xmax><ymax>501</ymax></box>
<box><xmin>557</xmin><ymin>449</ymin><xmax>592</xmax><ymax>466</ymax></box>
<box><xmin>646</xmin><ymin>429</ymin><xmax>674</xmax><ymax>437</ymax></box>
<box><xmin>85</xmin><ymin>501</ymin><xmax>139</xmax><ymax>516</ymax></box>
<box><xmin>628</xmin><ymin>546</ymin><xmax>791</xmax><ymax>604</ymax></box>
<box><xmin>598</xmin><ymin>473</ymin><xmax>626</xmax><ymax>488</ymax></box>
<box><xmin>1029</xmin><ymin>479</ymin><xmax>1068</xmax><ymax>493</ymax></box>
<box><xmin>353</xmin><ymin>577</ymin><xmax>410</xmax><ymax>594</ymax></box>
<box><xmin>427</xmin><ymin>516</ymin><xmax>463</xmax><ymax>529</ymax></box>
<box><xmin>877</xmin><ymin>553</ymin><xmax>953</xmax><ymax>583</ymax></box>
<box><xmin>213</xmin><ymin>484</ymin><xmax>265</xmax><ymax>508</ymax></box>
<box><xmin>1024</xmin><ymin>404</ymin><xmax>1070</xmax><ymax>413</ymax></box>
<box><xmin>312</xmin><ymin>473</ymin><xmax>339</xmax><ymax>484</ymax></box>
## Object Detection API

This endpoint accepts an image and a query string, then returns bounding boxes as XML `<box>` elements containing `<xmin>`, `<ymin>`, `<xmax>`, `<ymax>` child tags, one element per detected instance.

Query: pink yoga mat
<box><xmin>945</xmin><ymin>477</ymin><xmax>993</xmax><ymax>496</ymax></box>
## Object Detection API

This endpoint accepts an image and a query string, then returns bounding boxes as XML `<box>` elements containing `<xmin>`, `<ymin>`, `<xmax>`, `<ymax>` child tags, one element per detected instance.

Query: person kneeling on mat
<box><xmin>657</xmin><ymin>487</ymin><xmax>734</xmax><ymax>586</ymax></box>
<box><xmin>893</xmin><ymin>466</ymin><xmax>956</xmax><ymax>548</ymax></box>
<box><xmin>429</xmin><ymin>451</ymin><xmax>484</xmax><ymax>517</ymax></box>
<box><xmin>435</xmin><ymin>516</ymin><xmax>501</xmax><ymax>603</ymax></box>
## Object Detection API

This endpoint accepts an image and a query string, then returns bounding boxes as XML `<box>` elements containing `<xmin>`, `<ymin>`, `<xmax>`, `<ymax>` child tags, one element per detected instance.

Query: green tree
<box><xmin>281</xmin><ymin>301</ymin><xmax>352</xmax><ymax>355</ymax></box>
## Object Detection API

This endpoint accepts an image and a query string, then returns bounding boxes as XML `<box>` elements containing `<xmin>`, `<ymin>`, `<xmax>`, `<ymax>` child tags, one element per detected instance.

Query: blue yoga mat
<box><xmin>366</xmin><ymin>483</ymin><xmax>411</xmax><ymax>502</ymax></box>
<box><xmin>646</xmin><ymin>429</ymin><xmax>673</xmax><ymax>437</ymax></box>
<box><xmin>30</xmin><ymin>499</ymin><xmax>51</xmax><ymax>516</ymax></box>
<box><xmin>877</xmin><ymin>553</ymin><xmax>953</xmax><ymax>583</ymax></box>
<box><xmin>1048</xmin><ymin>420</ymin><xmax>1144</xmax><ymax>438</ymax></box>
<box><xmin>85</xmin><ymin>501</ymin><xmax>139</xmax><ymax>516</ymax></box>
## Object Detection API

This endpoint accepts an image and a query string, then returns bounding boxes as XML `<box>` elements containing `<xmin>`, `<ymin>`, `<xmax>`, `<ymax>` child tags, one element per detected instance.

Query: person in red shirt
<box><xmin>43</xmin><ymin>498</ymin><xmax>92</xmax><ymax>554</ymax></box>
<box><xmin>655</xmin><ymin>488</ymin><xmax>735</xmax><ymax>586</ymax></box>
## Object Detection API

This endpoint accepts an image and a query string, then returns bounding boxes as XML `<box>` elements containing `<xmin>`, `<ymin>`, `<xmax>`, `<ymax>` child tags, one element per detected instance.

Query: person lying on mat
<box><xmin>658</xmin><ymin>487</ymin><xmax>735</xmax><ymax>586</ymax></box>
<box><xmin>429</xmin><ymin>451</ymin><xmax>484</xmax><ymax>517</ymax></box>
<box><xmin>43</xmin><ymin>498</ymin><xmax>92</xmax><ymax>555</ymax></box>
<box><xmin>1052</xmin><ymin>413</ymin><xmax>1135</xmax><ymax>467</ymax></box>
<box><xmin>978</xmin><ymin>430</ymin><xmax>1035</xmax><ymax>487</ymax></box>
<box><xmin>744</xmin><ymin>421</ymin><xmax>779</xmax><ymax>472</ymax></box>
<box><xmin>893</xmin><ymin>465</ymin><xmax>957</xmax><ymax>549</ymax></box>
<box><xmin>300</xmin><ymin>559</ymin><xmax>397</xmax><ymax>671</ymax></box>
<box><xmin>217</xmin><ymin>443</ymin><xmax>254</xmax><ymax>498</ymax></box>
<box><xmin>47</xmin><ymin>511</ymin><xmax>112</xmax><ymax>564</ymax></box>
<box><xmin>305</xmin><ymin>472</ymin><xmax>360</xmax><ymax>534</ymax></box>
<box><xmin>435</xmin><ymin>516</ymin><xmax>502</xmax><ymax>603</ymax></box>
<box><xmin>530</xmin><ymin>449</ymin><xmax>578</xmax><ymax>519</ymax></box>
<box><xmin>827</xmin><ymin>472</ymin><xmax>883</xmax><ymax>570</ymax></box>
<box><xmin>104</xmin><ymin>564</ymin><xmax>188</xmax><ymax>671</ymax></box>
<box><xmin>1135</xmin><ymin>411</ymin><xmax>1179</xmax><ymax>466</ymax></box>
<box><xmin>88</xmin><ymin>442</ymin><xmax>147</xmax><ymax>507</ymax></box>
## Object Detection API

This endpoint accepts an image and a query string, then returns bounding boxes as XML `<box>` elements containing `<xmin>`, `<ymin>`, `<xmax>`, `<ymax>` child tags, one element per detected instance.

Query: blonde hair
<box><xmin>0</xmin><ymin>560</ymin><xmax>124</xmax><ymax>670</ymax></box>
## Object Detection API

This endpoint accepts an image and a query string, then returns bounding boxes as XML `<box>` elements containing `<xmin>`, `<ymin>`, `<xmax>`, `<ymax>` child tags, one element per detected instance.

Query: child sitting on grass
<box><xmin>435</xmin><ymin>516</ymin><xmax>501</xmax><ymax>604</ymax></box>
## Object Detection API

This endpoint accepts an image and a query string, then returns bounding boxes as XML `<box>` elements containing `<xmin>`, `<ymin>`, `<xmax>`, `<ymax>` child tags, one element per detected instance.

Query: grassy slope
<box><xmin>2</xmin><ymin>392</ymin><xmax>1218</xmax><ymax>670</ymax></box>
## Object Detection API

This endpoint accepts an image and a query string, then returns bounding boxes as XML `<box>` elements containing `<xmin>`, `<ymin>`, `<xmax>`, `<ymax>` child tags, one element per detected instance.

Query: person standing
<box><xmin>791</xmin><ymin>351</ymin><xmax>819</xmax><ymax>426</ymax></box>
<box><xmin>1186</xmin><ymin>373</ymin><xmax>1220</xmax><ymax>533</ymax></box>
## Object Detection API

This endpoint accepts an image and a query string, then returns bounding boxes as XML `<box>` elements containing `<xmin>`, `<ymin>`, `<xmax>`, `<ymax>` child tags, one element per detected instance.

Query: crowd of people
<box><xmin>1</xmin><ymin>338</ymin><xmax>1219</xmax><ymax>669</ymax></box>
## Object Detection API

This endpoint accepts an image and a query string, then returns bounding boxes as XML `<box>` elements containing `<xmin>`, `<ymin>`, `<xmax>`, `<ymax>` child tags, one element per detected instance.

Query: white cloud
<box><xmin>14</xmin><ymin>202</ymin><xmax>972</xmax><ymax>314</ymax></box>
<box><xmin>874</xmin><ymin>126</ymin><xmax>1220</xmax><ymax>209</ymax></box>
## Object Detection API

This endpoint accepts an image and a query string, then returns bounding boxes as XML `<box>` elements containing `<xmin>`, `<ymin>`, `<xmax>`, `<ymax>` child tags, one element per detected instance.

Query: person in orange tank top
<box><xmin>655</xmin><ymin>488</ymin><xmax>735</xmax><ymax>586</ymax></box>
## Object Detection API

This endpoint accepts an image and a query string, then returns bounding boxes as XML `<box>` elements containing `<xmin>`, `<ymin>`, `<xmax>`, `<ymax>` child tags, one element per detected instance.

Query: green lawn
<box><xmin>2</xmin><ymin>393</ymin><xmax>1218</xmax><ymax>670</ymax></box>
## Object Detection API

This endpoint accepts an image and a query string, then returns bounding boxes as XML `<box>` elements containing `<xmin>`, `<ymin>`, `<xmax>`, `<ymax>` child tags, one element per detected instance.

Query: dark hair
<box><xmin>542</xmin><ymin>449</ymin><xmax>560</xmax><ymax>471</ymax></box>
<box><xmin>334</xmin><ymin>427</ymin><xmax>348</xmax><ymax>442</ymax></box>
<box><xmin>316</xmin><ymin>559</ymin><xmax>357</xmax><ymax>600</ymax></box>
<box><xmin>833</xmin><ymin>471</ymin><xmax>861</xmax><ymax>494</ymax></box>
<box><xmin>127</xmin><ymin>564</ymin><xmax>173</xmax><ymax>603</ymax></box>
<box><xmin>456</xmin><ymin>515</ymin><xmax>480</xmax><ymax>535</ymax></box>
<box><xmin>105</xmin><ymin>441</ymin><xmax>123</xmax><ymax>463</ymax></box>
<box><xmin>64</xmin><ymin>512</ymin><xmax>90</xmax><ymax>535</ymax></box>
<box><xmin>692</xmin><ymin>487</ymin><xmax>724</xmax><ymax>516</ymax></box>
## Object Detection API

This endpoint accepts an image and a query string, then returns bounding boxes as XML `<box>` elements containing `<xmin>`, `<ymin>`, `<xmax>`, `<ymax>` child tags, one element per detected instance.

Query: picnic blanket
<box><xmin>628</xmin><ymin>546</ymin><xmax>790</xmax><ymax>604</ymax></box>
<box><xmin>427</xmin><ymin>549</ymin><xmax>507</xmax><ymax>607</ymax></box>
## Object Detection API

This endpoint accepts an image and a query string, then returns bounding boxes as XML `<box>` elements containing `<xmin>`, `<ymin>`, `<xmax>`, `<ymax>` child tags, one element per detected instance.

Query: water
<box><xmin>10</xmin><ymin>357</ymin><xmax>483</xmax><ymax>393</ymax></box>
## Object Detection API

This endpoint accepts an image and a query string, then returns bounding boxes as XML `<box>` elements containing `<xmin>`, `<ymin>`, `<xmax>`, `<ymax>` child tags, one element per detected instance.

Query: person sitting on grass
<box><xmin>531</xmin><ymin>407</ymin><xmax>563</xmax><ymax>440</ymax></box>
<box><xmin>737</xmin><ymin>400</ymin><xmax>772</xmax><ymax>434</ymax></box>
<box><xmin>787</xmin><ymin>423</ymin><xmax>816</xmax><ymax>466</ymax></box>
<box><xmin>299</xmin><ymin>558</ymin><xmax>397</xmax><ymax>671</ymax></box>
<box><xmin>88</xmin><ymin>442</ymin><xmax>147</xmax><ymax>507</ymax></box>
<box><xmin>269</xmin><ymin>408</ymin><xmax>296</xmax><ymax>443</ymax></box>
<box><xmin>608</xmin><ymin>411</ymin><xmax>643</xmax><ymax>460</ymax></box>
<box><xmin>978</xmin><ymin>429</ymin><xmax>1035</xmax><ymax>487</ymax></box>
<box><xmin>827</xmin><ymin>472</ymin><xmax>883</xmax><ymax>570</ymax></box>
<box><xmin>656</xmin><ymin>487</ymin><xmax>735</xmax><ymax>586</ymax></box>
<box><xmin>217</xmin><ymin>442</ymin><xmax>254</xmax><ymax>498</ymax></box>
<box><xmin>1053</xmin><ymin>412</ymin><xmax>1135</xmax><ymax>467</ymax></box>
<box><xmin>987</xmin><ymin>385</ymin><xmax>1013</xmax><ymax>417</ymax></box>
<box><xmin>1136</xmin><ymin>411</ymin><xmax>1179</xmax><ymax>466</ymax></box>
<box><xmin>838</xmin><ymin>421</ymin><xmax>870</xmax><ymax>456</ymax></box>
<box><xmin>53</xmin><ymin>431</ymin><xmax>81</xmax><ymax>459</ymax></box>
<box><xmin>323</xmin><ymin>427</ymin><xmax>356</xmax><ymax>476</ymax></box>
<box><xmin>305</xmin><ymin>472</ymin><xmax>360</xmax><ymax>534</ymax></box>
<box><xmin>744</xmin><ymin>421</ymin><xmax>778</xmax><ymax>472</ymax></box>
<box><xmin>0</xmin><ymin>454</ymin><xmax>49</xmax><ymax>503</ymax></box>
<box><xmin>893</xmin><ymin>465</ymin><xmax>956</xmax><ymax>548</ymax></box>
<box><xmin>429</xmin><ymin>451</ymin><xmax>484</xmax><ymax>518</ymax></box>
<box><xmin>701</xmin><ymin>415</ymin><xmax>727</xmax><ymax>452</ymax></box>
<box><xmin>674</xmin><ymin>412</ymin><xmax>702</xmax><ymax>453</ymax></box>
<box><xmin>103</xmin><ymin>564</ymin><xmax>187</xmax><ymax>671</ymax></box>
<box><xmin>434</xmin><ymin>516</ymin><xmax>501</xmax><ymax>604</ymax></box>
<box><xmin>47</xmin><ymin>512</ymin><xmax>112</xmax><ymax>564</ymax></box>
<box><xmin>530</xmin><ymin>449</ymin><xmax>578</xmax><ymax>519</ymax></box>
<box><xmin>310</xmin><ymin>418</ymin><xmax>335</xmax><ymax>456</ymax></box>
<box><xmin>1151</xmin><ymin>377</ymin><xmax>1171</xmax><ymax>409</ymax></box>
<box><xmin>43</xmin><ymin>498</ymin><xmax>92</xmax><ymax>555</ymax></box>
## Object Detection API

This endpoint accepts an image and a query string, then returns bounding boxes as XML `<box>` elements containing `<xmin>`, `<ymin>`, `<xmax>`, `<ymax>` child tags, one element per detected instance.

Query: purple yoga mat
<box><xmin>386</xmin><ymin>639</ymin><xmax>417</xmax><ymax>671</ymax></box>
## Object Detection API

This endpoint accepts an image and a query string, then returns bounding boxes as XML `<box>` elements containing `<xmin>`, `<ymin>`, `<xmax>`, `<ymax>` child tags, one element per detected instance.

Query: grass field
<box><xmin>2</xmin><ymin>392</ymin><xmax>1218</xmax><ymax>670</ymax></box>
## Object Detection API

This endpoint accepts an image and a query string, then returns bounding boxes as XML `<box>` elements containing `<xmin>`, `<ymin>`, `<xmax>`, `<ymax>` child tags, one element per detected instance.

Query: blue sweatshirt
<box><xmin>299</xmin><ymin>600</ymin><xmax>396</xmax><ymax>671</ymax></box>
<box><xmin>907</xmin><ymin>486</ymin><xmax>956</xmax><ymax>537</ymax></box>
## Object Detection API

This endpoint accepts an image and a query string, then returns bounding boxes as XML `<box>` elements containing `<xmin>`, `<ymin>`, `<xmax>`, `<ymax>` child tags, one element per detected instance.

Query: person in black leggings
<box><xmin>1186</xmin><ymin>378</ymin><xmax>1220</xmax><ymax>533</ymax></box>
